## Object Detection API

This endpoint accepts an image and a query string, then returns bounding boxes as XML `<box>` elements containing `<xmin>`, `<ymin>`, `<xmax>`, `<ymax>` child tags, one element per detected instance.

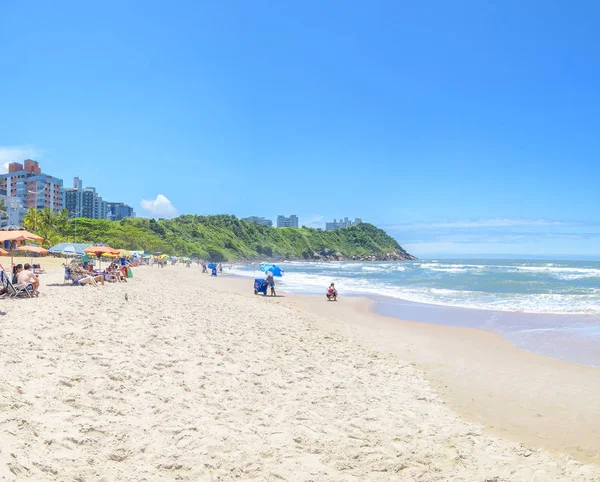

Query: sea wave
<box><xmin>229</xmin><ymin>263</ymin><xmax>600</xmax><ymax>315</ymax></box>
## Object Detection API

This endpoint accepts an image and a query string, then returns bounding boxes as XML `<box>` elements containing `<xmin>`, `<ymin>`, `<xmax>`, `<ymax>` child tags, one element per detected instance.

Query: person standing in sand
<box><xmin>266</xmin><ymin>273</ymin><xmax>276</xmax><ymax>296</ymax></box>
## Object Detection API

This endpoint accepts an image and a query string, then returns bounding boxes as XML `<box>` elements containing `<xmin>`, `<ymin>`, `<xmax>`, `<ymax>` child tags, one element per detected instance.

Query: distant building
<box><xmin>63</xmin><ymin>177</ymin><xmax>108</xmax><ymax>219</ymax></box>
<box><xmin>277</xmin><ymin>214</ymin><xmax>299</xmax><ymax>228</ymax></box>
<box><xmin>106</xmin><ymin>201</ymin><xmax>135</xmax><ymax>221</ymax></box>
<box><xmin>0</xmin><ymin>189</ymin><xmax>26</xmax><ymax>227</ymax></box>
<box><xmin>325</xmin><ymin>217</ymin><xmax>363</xmax><ymax>230</ymax></box>
<box><xmin>0</xmin><ymin>160</ymin><xmax>64</xmax><ymax>212</ymax></box>
<box><xmin>63</xmin><ymin>177</ymin><xmax>134</xmax><ymax>220</ymax></box>
<box><xmin>243</xmin><ymin>216</ymin><xmax>273</xmax><ymax>227</ymax></box>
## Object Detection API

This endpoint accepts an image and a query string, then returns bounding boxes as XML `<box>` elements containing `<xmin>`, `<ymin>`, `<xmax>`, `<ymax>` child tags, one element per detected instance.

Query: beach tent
<box><xmin>49</xmin><ymin>243</ymin><xmax>92</xmax><ymax>256</ymax></box>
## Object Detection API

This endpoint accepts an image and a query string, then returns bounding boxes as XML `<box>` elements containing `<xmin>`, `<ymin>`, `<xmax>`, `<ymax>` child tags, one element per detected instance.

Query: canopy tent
<box><xmin>48</xmin><ymin>243</ymin><xmax>92</xmax><ymax>256</ymax></box>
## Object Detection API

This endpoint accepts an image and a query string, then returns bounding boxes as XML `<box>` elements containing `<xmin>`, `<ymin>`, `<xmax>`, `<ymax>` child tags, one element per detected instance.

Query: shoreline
<box><xmin>216</xmin><ymin>272</ymin><xmax>600</xmax><ymax>465</ymax></box>
<box><xmin>229</xmin><ymin>268</ymin><xmax>600</xmax><ymax>367</ymax></box>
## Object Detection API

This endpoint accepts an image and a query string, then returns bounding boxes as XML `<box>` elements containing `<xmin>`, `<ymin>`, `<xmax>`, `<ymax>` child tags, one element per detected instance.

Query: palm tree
<box><xmin>23</xmin><ymin>207</ymin><xmax>37</xmax><ymax>232</ymax></box>
<box><xmin>22</xmin><ymin>207</ymin><xmax>64</xmax><ymax>247</ymax></box>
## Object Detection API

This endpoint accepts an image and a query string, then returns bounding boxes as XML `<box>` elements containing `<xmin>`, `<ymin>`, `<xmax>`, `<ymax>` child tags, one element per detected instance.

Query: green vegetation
<box><xmin>23</xmin><ymin>212</ymin><xmax>413</xmax><ymax>261</ymax></box>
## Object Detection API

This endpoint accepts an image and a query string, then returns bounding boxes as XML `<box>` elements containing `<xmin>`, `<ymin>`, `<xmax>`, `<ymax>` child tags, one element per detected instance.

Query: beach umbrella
<box><xmin>0</xmin><ymin>248</ymin><xmax>8</xmax><ymax>256</ymax></box>
<box><xmin>259</xmin><ymin>263</ymin><xmax>284</xmax><ymax>277</ymax></box>
<box><xmin>84</xmin><ymin>246</ymin><xmax>119</xmax><ymax>269</ymax></box>
<box><xmin>49</xmin><ymin>243</ymin><xmax>91</xmax><ymax>256</ymax></box>
<box><xmin>17</xmin><ymin>245</ymin><xmax>49</xmax><ymax>255</ymax></box>
<box><xmin>84</xmin><ymin>246</ymin><xmax>119</xmax><ymax>255</ymax></box>
<box><xmin>207</xmin><ymin>263</ymin><xmax>218</xmax><ymax>269</ymax></box>
<box><xmin>0</xmin><ymin>230</ymin><xmax>45</xmax><ymax>264</ymax></box>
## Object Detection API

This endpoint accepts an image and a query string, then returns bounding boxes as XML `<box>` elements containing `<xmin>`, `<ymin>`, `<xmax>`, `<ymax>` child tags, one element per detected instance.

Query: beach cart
<box><xmin>254</xmin><ymin>278</ymin><xmax>268</xmax><ymax>296</ymax></box>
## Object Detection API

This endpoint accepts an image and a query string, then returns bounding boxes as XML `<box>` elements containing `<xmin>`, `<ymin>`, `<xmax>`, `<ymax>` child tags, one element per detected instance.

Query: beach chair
<box><xmin>0</xmin><ymin>271</ymin><xmax>10</xmax><ymax>298</ymax></box>
<box><xmin>0</xmin><ymin>271</ymin><xmax>34</xmax><ymax>298</ymax></box>
<box><xmin>64</xmin><ymin>266</ymin><xmax>75</xmax><ymax>284</ymax></box>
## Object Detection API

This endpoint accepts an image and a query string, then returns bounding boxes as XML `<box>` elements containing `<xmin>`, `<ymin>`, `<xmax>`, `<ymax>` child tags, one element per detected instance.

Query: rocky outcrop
<box><xmin>350</xmin><ymin>251</ymin><xmax>417</xmax><ymax>261</ymax></box>
<box><xmin>301</xmin><ymin>249</ymin><xmax>416</xmax><ymax>262</ymax></box>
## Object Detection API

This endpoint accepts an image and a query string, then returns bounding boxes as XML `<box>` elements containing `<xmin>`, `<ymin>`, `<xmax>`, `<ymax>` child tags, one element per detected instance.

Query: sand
<box><xmin>1</xmin><ymin>263</ymin><xmax>599</xmax><ymax>481</ymax></box>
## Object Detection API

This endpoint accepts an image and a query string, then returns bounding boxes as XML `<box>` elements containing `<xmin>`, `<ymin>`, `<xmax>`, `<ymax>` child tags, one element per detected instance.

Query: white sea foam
<box><xmin>230</xmin><ymin>261</ymin><xmax>600</xmax><ymax>314</ymax></box>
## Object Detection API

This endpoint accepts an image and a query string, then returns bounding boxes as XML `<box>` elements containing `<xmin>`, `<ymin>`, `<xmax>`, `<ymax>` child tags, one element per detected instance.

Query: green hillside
<box><xmin>51</xmin><ymin>214</ymin><xmax>415</xmax><ymax>261</ymax></box>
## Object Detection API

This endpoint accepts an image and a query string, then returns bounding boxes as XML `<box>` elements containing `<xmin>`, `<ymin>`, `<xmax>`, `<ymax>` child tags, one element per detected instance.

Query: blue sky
<box><xmin>1</xmin><ymin>1</ymin><xmax>599</xmax><ymax>258</ymax></box>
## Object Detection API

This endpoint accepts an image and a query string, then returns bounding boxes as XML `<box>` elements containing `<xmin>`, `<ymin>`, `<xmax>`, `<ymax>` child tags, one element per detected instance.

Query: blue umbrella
<box><xmin>260</xmin><ymin>263</ymin><xmax>284</xmax><ymax>277</ymax></box>
<box><xmin>207</xmin><ymin>263</ymin><xmax>218</xmax><ymax>269</ymax></box>
<box><xmin>49</xmin><ymin>242</ymin><xmax>91</xmax><ymax>256</ymax></box>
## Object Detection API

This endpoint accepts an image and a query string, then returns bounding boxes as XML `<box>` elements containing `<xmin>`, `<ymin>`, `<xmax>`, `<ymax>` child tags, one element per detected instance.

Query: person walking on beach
<box><xmin>266</xmin><ymin>273</ymin><xmax>276</xmax><ymax>296</ymax></box>
<box><xmin>218</xmin><ymin>263</ymin><xmax>223</xmax><ymax>274</ymax></box>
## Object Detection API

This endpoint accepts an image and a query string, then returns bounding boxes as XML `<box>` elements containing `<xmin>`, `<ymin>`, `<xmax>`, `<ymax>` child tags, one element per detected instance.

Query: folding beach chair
<box><xmin>0</xmin><ymin>271</ymin><xmax>33</xmax><ymax>298</ymax></box>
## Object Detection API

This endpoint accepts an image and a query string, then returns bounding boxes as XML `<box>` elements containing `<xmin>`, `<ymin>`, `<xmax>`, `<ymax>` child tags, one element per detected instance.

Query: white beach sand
<box><xmin>1</xmin><ymin>263</ymin><xmax>599</xmax><ymax>481</ymax></box>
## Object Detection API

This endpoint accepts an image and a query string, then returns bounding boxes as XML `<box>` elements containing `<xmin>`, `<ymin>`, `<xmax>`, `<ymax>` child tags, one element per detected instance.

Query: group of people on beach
<box><xmin>66</xmin><ymin>260</ymin><xmax>131</xmax><ymax>287</ymax></box>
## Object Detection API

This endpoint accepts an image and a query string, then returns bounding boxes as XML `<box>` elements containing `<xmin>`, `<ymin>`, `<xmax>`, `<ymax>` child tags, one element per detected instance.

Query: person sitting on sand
<box><xmin>16</xmin><ymin>263</ymin><xmax>40</xmax><ymax>296</ymax></box>
<box><xmin>72</xmin><ymin>266</ymin><xmax>105</xmax><ymax>286</ymax></box>
<box><xmin>326</xmin><ymin>283</ymin><xmax>338</xmax><ymax>301</ymax></box>
<box><xmin>266</xmin><ymin>273</ymin><xmax>276</xmax><ymax>297</ymax></box>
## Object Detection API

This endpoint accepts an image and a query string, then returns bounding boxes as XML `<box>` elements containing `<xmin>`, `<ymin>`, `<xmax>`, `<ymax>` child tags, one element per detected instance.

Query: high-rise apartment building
<box><xmin>277</xmin><ymin>214</ymin><xmax>299</xmax><ymax>228</ymax></box>
<box><xmin>64</xmin><ymin>177</ymin><xmax>107</xmax><ymax>219</ymax></box>
<box><xmin>0</xmin><ymin>160</ymin><xmax>64</xmax><ymax>212</ymax></box>
<box><xmin>63</xmin><ymin>177</ymin><xmax>134</xmax><ymax>220</ymax></box>
<box><xmin>105</xmin><ymin>202</ymin><xmax>135</xmax><ymax>221</ymax></box>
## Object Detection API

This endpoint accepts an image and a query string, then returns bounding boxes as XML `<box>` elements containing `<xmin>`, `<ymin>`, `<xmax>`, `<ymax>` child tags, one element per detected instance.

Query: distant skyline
<box><xmin>1</xmin><ymin>1</ymin><xmax>599</xmax><ymax>258</ymax></box>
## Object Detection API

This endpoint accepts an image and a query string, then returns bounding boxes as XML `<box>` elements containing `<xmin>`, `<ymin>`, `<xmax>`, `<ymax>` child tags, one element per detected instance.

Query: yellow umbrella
<box><xmin>117</xmin><ymin>249</ymin><xmax>132</xmax><ymax>257</ymax></box>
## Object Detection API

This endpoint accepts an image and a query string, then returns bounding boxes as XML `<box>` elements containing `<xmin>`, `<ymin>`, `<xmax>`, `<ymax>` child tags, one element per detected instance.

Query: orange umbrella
<box><xmin>0</xmin><ymin>230</ymin><xmax>44</xmax><ymax>242</ymax></box>
<box><xmin>17</xmin><ymin>245</ymin><xmax>49</xmax><ymax>255</ymax></box>
<box><xmin>84</xmin><ymin>246</ymin><xmax>120</xmax><ymax>255</ymax></box>
<box><xmin>0</xmin><ymin>248</ymin><xmax>8</xmax><ymax>256</ymax></box>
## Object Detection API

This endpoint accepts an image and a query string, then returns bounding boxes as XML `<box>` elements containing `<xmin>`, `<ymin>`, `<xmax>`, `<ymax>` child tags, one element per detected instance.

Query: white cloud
<box><xmin>0</xmin><ymin>146</ymin><xmax>41</xmax><ymax>173</ymax></box>
<box><xmin>386</xmin><ymin>218</ymin><xmax>574</xmax><ymax>230</ymax></box>
<box><xmin>140</xmin><ymin>194</ymin><xmax>179</xmax><ymax>218</ymax></box>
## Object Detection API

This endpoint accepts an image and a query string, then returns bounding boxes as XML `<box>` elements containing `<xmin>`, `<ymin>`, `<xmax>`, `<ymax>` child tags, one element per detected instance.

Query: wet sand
<box><xmin>218</xmin><ymin>274</ymin><xmax>600</xmax><ymax>466</ymax></box>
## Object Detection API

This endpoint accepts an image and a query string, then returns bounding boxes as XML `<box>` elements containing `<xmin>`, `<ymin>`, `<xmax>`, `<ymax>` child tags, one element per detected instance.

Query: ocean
<box><xmin>229</xmin><ymin>259</ymin><xmax>600</xmax><ymax>367</ymax></box>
